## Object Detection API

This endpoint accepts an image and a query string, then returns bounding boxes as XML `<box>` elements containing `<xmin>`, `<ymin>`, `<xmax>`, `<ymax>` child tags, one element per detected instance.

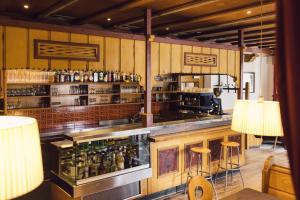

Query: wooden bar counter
<box><xmin>147</xmin><ymin>123</ymin><xmax>244</xmax><ymax>195</ymax></box>
<box><xmin>46</xmin><ymin>113</ymin><xmax>244</xmax><ymax>199</ymax></box>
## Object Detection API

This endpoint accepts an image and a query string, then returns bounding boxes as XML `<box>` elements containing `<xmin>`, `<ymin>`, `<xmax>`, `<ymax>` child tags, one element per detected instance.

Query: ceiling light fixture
<box><xmin>107</xmin><ymin>18</ymin><xmax>111</xmax><ymax>22</ymax></box>
<box><xmin>165</xmin><ymin>27</ymin><xmax>170</xmax><ymax>31</ymax></box>
<box><xmin>23</xmin><ymin>4</ymin><xmax>29</xmax><ymax>9</ymax></box>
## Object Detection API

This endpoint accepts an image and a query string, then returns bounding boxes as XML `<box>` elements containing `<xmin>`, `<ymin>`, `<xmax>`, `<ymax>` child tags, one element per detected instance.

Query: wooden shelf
<box><xmin>7</xmin><ymin>95</ymin><xmax>50</xmax><ymax>98</ymax></box>
<box><xmin>152</xmin><ymin>91</ymin><xmax>178</xmax><ymax>94</ymax></box>
<box><xmin>51</xmin><ymin>94</ymin><xmax>88</xmax><ymax>97</ymax></box>
<box><xmin>7</xmin><ymin>81</ymin><xmax>140</xmax><ymax>86</ymax></box>
<box><xmin>7</xmin><ymin>82</ymin><xmax>51</xmax><ymax>85</ymax></box>
<box><xmin>120</xmin><ymin>92</ymin><xmax>144</xmax><ymax>95</ymax></box>
<box><xmin>89</xmin><ymin>93</ymin><xmax>120</xmax><ymax>96</ymax></box>
<box><xmin>155</xmin><ymin>80</ymin><xmax>178</xmax><ymax>83</ymax></box>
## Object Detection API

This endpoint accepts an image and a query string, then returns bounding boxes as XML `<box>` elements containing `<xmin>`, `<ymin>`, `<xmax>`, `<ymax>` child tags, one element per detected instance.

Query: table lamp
<box><xmin>231</xmin><ymin>98</ymin><xmax>284</xmax><ymax>148</ymax></box>
<box><xmin>0</xmin><ymin>116</ymin><xmax>43</xmax><ymax>200</ymax></box>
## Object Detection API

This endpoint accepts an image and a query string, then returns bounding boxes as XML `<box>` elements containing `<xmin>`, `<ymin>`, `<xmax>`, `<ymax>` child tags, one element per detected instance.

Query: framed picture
<box><xmin>243</xmin><ymin>72</ymin><xmax>255</xmax><ymax>93</ymax></box>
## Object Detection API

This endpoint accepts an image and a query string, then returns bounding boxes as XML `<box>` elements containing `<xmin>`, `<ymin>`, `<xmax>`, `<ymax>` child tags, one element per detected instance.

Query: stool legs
<box><xmin>237</xmin><ymin>146</ymin><xmax>245</xmax><ymax>188</ymax></box>
<box><xmin>184</xmin><ymin>151</ymin><xmax>194</xmax><ymax>194</ymax></box>
<box><xmin>215</xmin><ymin>144</ymin><xmax>245</xmax><ymax>191</ymax></box>
<box><xmin>185</xmin><ymin>150</ymin><xmax>218</xmax><ymax>199</ymax></box>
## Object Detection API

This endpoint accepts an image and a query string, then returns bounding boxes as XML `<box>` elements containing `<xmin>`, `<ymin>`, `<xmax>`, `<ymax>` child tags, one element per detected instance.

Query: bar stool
<box><xmin>185</xmin><ymin>147</ymin><xmax>218</xmax><ymax>199</ymax></box>
<box><xmin>215</xmin><ymin>141</ymin><xmax>244</xmax><ymax>190</ymax></box>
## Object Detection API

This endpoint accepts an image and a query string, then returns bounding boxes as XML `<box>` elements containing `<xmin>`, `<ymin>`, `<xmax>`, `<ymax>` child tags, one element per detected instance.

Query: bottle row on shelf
<box><xmin>60</xmin><ymin>140</ymin><xmax>146</xmax><ymax>180</ymax></box>
<box><xmin>5</xmin><ymin>69</ymin><xmax>142</xmax><ymax>84</ymax></box>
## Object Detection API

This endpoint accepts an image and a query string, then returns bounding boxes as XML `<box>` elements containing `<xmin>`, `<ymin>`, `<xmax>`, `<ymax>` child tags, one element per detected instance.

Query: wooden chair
<box><xmin>188</xmin><ymin>176</ymin><xmax>213</xmax><ymax>200</ymax></box>
<box><xmin>262</xmin><ymin>155</ymin><xmax>296</xmax><ymax>200</ymax></box>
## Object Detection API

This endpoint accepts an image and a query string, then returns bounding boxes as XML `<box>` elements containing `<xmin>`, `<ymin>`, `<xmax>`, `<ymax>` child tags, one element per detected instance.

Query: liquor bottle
<box><xmin>130</xmin><ymin>73</ymin><xmax>134</xmax><ymax>82</ymax></box>
<box><xmin>79</xmin><ymin>71</ymin><xmax>84</xmax><ymax>82</ymax></box>
<box><xmin>89</xmin><ymin>71</ymin><xmax>94</xmax><ymax>82</ymax></box>
<box><xmin>93</xmin><ymin>71</ymin><xmax>98</xmax><ymax>82</ymax></box>
<box><xmin>110</xmin><ymin>153</ymin><xmax>118</xmax><ymax>172</ymax></box>
<box><xmin>104</xmin><ymin>72</ymin><xmax>108</xmax><ymax>82</ymax></box>
<box><xmin>74</xmin><ymin>71</ymin><xmax>80</xmax><ymax>82</ymax></box>
<box><xmin>99</xmin><ymin>71</ymin><xmax>104</xmax><ymax>82</ymax></box>
<box><xmin>107</xmin><ymin>71</ymin><xmax>111</xmax><ymax>82</ymax></box>
<box><xmin>116</xmin><ymin>150</ymin><xmax>125</xmax><ymax>170</ymax></box>
<box><xmin>70</xmin><ymin>70</ymin><xmax>75</xmax><ymax>82</ymax></box>
<box><xmin>60</xmin><ymin>70</ymin><xmax>65</xmax><ymax>83</ymax></box>
<box><xmin>54</xmin><ymin>70</ymin><xmax>59</xmax><ymax>83</ymax></box>
<box><xmin>84</xmin><ymin>71</ymin><xmax>89</xmax><ymax>82</ymax></box>
<box><xmin>117</xmin><ymin>72</ymin><xmax>121</xmax><ymax>82</ymax></box>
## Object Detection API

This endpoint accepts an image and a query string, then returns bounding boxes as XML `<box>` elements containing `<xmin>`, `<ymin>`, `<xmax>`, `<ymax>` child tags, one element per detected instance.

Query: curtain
<box><xmin>276</xmin><ymin>0</ymin><xmax>300</xmax><ymax>198</ymax></box>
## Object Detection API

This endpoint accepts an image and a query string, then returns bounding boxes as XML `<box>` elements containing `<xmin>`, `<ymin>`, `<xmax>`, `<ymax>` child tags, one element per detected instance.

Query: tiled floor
<box><xmin>161</xmin><ymin>145</ymin><xmax>288</xmax><ymax>200</ymax></box>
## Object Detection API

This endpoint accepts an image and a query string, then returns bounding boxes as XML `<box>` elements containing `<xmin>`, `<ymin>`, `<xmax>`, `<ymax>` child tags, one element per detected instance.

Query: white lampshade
<box><xmin>0</xmin><ymin>116</ymin><xmax>43</xmax><ymax>200</ymax></box>
<box><xmin>231</xmin><ymin>99</ymin><xmax>284</xmax><ymax>136</ymax></box>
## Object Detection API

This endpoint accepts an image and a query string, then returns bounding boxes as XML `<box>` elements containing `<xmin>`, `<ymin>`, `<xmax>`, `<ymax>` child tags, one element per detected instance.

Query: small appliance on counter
<box><xmin>211</xmin><ymin>86</ymin><xmax>223</xmax><ymax>115</ymax></box>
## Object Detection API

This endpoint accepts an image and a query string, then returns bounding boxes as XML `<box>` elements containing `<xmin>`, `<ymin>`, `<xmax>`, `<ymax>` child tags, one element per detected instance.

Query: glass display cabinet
<box><xmin>50</xmin><ymin>129</ymin><xmax>151</xmax><ymax>198</ymax></box>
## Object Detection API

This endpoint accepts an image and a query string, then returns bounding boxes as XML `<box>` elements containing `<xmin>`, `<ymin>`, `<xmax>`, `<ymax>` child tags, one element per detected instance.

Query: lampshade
<box><xmin>231</xmin><ymin>99</ymin><xmax>284</xmax><ymax>136</ymax></box>
<box><xmin>0</xmin><ymin>116</ymin><xmax>43</xmax><ymax>200</ymax></box>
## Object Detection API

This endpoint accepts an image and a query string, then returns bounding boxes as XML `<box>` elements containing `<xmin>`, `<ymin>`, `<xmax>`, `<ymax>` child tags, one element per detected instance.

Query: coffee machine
<box><xmin>211</xmin><ymin>86</ymin><xmax>223</xmax><ymax>115</ymax></box>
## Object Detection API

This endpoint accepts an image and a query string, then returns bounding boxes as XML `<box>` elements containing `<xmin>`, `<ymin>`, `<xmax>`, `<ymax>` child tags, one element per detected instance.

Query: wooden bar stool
<box><xmin>185</xmin><ymin>147</ymin><xmax>218</xmax><ymax>199</ymax></box>
<box><xmin>215</xmin><ymin>141</ymin><xmax>244</xmax><ymax>190</ymax></box>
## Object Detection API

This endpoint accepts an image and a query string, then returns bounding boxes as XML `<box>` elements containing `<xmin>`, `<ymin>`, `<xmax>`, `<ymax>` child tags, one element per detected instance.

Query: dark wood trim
<box><xmin>217</xmin><ymin>32</ymin><xmax>275</xmax><ymax>43</ymax></box>
<box><xmin>0</xmin><ymin>16</ymin><xmax>145</xmax><ymax>41</ymax></box>
<box><xmin>37</xmin><ymin>0</ymin><xmax>80</xmax><ymax>19</ymax></box>
<box><xmin>143</xmin><ymin>8</ymin><xmax>153</xmax><ymax>127</ymax></box>
<box><xmin>238</xmin><ymin>29</ymin><xmax>244</xmax><ymax>100</ymax></box>
<box><xmin>198</xmin><ymin>27</ymin><xmax>276</xmax><ymax>41</ymax></box>
<box><xmin>183</xmin><ymin>52</ymin><xmax>218</xmax><ymax>67</ymax></box>
<box><xmin>163</xmin><ymin>12</ymin><xmax>276</xmax><ymax>37</ymax></box>
<box><xmin>109</xmin><ymin>0</ymin><xmax>219</xmax><ymax>27</ymax></box>
<box><xmin>153</xmin><ymin>1</ymin><xmax>275</xmax><ymax>32</ymax></box>
<box><xmin>0</xmin><ymin>16</ymin><xmax>272</xmax><ymax>55</ymax></box>
<box><xmin>154</xmin><ymin>37</ymin><xmax>239</xmax><ymax>50</ymax></box>
<box><xmin>75</xmin><ymin>0</ymin><xmax>155</xmax><ymax>25</ymax></box>
<box><xmin>186</xmin><ymin>20</ymin><xmax>276</xmax><ymax>39</ymax></box>
<box><xmin>34</xmin><ymin>39</ymin><xmax>100</xmax><ymax>61</ymax></box>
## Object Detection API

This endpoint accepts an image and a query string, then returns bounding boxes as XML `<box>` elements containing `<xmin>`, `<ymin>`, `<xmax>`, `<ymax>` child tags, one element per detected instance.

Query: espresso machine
<box><xmin>211</xmin><ymin>86</ymin><xmax>223</xmax><ymax>115</ymax></box>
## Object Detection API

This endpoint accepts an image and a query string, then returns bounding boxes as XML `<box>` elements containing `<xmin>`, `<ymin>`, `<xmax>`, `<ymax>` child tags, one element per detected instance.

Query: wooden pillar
<box><xmin>142</xmin><ymin>8</ymin><xmax>153</xmax><ymax>127</ymax></box>
<box><xmin>273</xmin><ymin>57</ymin><xmax>279</xmax><ymax>100</ymax></box>
<box><xmin>238</xmin><ymin>29</ymin><xmax>245</xmax><ymax>99</ymax></box>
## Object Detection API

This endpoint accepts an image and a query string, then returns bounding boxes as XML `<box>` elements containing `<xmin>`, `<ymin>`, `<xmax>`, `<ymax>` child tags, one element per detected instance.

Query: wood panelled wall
<box><xmin>0</xmin><ymin>25</ymin><xmax>241</xmax><ymax>87</ymax></box>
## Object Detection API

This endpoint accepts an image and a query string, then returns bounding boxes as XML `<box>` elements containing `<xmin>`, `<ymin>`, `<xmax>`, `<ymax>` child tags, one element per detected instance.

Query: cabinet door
<box><xmin>148</xmin><ymin>140</ymin><xmax>182</xmax><ymax>193</ymax></box>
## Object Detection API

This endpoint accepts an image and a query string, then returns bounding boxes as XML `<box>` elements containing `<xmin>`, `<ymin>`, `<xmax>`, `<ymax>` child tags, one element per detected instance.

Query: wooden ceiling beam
<box><xmin>231</xmin><ymin>36</ymin><xmax>276</xmax><ymax>45</ymax></box>
<box><xmin>247</xmin><ymin>42</ymin><xmax>276</xmax><ymax>47</ymax></box>
<box><xmin>37</xmin><ymin>0</ymin><xmax>80</xmax><ymax>18</ymax></box>
<box><xmin>186</xmin><ymin>20</ymin><xmax>275</xmax><ymax>39</ymax></box>
<box><xmin>216</xmin><ymin>32</ymin><xmax>275</xmax><ymax>43</ymax></box>
<box><xmin>75</xmin><ymin>0</ymin><xmax>155</xmax><ymax>25</ymax></box>
<box><xmin>198</xmin><ymin>27</ymin><xmax>275</xmax><ymax>41</ymax></box>
<box><xmin>107</xmin><ymin>0</ymin><xmax>220</xmax><ymax>28</ymax></box>
<box><xmin>153</xmin><ymin>1</ymin><xmax>275</xmax><ymax>32</ymax></box>
<box><xmin>165</xmin><ymin>12</ymin><xmax>276</xmax><ymax>37</ymax></box>
<box><xmin>196</xmin><ymin>23</ymin><xmax>275</xmax><ymax>40</ymax></box>
<box><xmin>245</xmin><ymin>39</ymin><xmax>276</xmax><ymax>45</ymax></box>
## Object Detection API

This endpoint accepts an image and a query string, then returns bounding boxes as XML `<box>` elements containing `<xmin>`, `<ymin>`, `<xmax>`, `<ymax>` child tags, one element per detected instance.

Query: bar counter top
<box><xmin>41</xmin><ymin>113</ymin><xmax>232</xmax><ymax>142</ymax></box>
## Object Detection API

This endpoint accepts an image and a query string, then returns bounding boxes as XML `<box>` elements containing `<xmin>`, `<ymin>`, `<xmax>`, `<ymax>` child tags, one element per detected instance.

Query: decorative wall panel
<box><xmin>184</xmin><ymin>52</ymin><xmax>217</xmax><ymax>67</ymax></box>
<box><xmin>208</xmin><ymin>138</ymin><xmax>223</xmax><ymax>162</ymax></box>
<box><xmin>34</xmin><ymin>39</ymin><xmax>100</xmax><ymax>61</ymax></box>
<box><xmin>158</xmin><ymin>147</ymin><xmax>179</xmax><ymax>176</ymax></box>
<box><xmin>184</xmin><ymin>142</ymin><xmax>203</xmax><ymax>169</ymax></box>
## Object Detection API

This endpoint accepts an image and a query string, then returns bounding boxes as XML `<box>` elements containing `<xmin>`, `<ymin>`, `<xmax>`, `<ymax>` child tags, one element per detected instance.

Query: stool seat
<box><xmin>191</xmin><ymin>147</ymin><xmax>211</xmax><ymax>154</ymax></box>
<box><xmin>221</xmin><ymin>141</ymin><xmax>240</xmax><ymax>147</ymax></box>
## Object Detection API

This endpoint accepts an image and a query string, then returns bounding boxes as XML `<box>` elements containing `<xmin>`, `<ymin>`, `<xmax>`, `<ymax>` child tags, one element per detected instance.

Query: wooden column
<box><xmin>238</xmin><ymin>29</ymin><xmax>245</xmax><ymax>99</ymax></box>
<box><xmin>142</xmin><ymin>8</ymin><xmax>153</xmax><ymax>127</ymax></box>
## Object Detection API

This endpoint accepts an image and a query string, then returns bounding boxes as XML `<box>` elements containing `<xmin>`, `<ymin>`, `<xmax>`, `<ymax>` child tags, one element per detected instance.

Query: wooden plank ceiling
<box><xmin>0</xmin><ymin>0</ymin><xmax>276</xmax><ymax>50</ymax></box>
